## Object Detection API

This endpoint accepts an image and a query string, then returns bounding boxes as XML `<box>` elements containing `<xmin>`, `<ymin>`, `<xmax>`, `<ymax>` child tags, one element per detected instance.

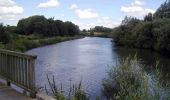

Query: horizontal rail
<box><xmin>0</xmin><ymin>49</ymin><xmax>37</xmax><ymax>97</ymax></box>
<box><xmin>0</xmin><ymin>49</ymin><xmax>37</xmax><ymax>59</ymax></box>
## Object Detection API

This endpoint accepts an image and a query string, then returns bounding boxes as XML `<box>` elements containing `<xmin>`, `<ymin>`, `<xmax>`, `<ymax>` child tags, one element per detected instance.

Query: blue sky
<box><xmin>0</xmin><ymin>0</ymin><xmax>164</xmax><ymax>29</ymax></box>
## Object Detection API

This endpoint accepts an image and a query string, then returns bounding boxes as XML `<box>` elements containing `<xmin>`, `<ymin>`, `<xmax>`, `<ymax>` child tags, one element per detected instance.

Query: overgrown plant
<box><xmin>46</xmin><ymin>75</ymin><xmax>65</xmax><ymax>100</ymax></box>
<box><xmin>102</xmin><ymin>56</ymin><xmax>170</xmax><ymax>100</ymax></box>
<box><xmin>45</xmin><ymin>75</ymin><xmax>89</xmax><ymax>100</ymax></box>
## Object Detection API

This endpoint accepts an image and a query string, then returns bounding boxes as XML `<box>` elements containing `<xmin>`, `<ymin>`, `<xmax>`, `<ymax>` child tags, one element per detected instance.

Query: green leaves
<box><xmin>102</xmin><ymin>56</ymin><xmax>170</xmax><ymax>100</ymax></box>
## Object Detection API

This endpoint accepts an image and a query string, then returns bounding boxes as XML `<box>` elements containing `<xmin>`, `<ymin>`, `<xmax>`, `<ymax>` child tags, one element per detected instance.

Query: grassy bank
<box><xmin>81</xmin><ymin>32</ymin><xmax>112</xmax><ymax>38</ymax></box>
<box><xmin>1</xmin><ymin>35</ymin><xmax>84</xmax><ymax>52</ymax></box>
<box><xmin>102</xmin><ymin>56</ymin><xmax>170</xmax><ymax>100</ymax></box>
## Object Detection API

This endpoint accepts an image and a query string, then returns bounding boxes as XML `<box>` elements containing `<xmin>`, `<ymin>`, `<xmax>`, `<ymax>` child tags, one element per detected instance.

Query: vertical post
<box><xmin>6</xmin><ymin>54</ymin><xmax>11</xmax><ymax>87</ymax></box>
<box><xmin>7</xmin><ymin>81</ymin><xmax>11</xmax><ymax>86</ymax></box>
<box><xmin>30</xmin><ymin>57</ymin><xmax>36</xmax><ymax>98</ymax></box>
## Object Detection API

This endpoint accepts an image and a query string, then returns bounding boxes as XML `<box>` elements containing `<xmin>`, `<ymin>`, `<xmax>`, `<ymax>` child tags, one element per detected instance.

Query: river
<box><xmin>26</xmin><ymin>37</ymin><xmax>170</xmax><ymax>99</ymax></box>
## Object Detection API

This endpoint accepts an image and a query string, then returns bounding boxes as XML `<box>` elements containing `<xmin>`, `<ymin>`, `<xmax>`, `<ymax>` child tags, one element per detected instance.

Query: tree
<box><xmin>17</xmin><ymin>15</ymin><xmax>80</xmax><ymax>36</ymax></box>
<box><xmin>112</xmin><ymin>0</ymin><xmax>170</xmax><ymax>52</ymax></box>
<box><xmin>0</xmin><ymin>24</ymin><xmax>11</xmax><ymax>44</ymax></box>
<box><xmin>154</xmin><ymin>0</ymin><xmax>170</xmax><ymax>18</ymax></box>
<box><xmin>121</xmin><ymin>16</ymin><xmax>141</xmax><ymax>26</ymax></box>
<box><xmin>90</xmin><ymin>26</ymin><xmax>112</xmax><ymax>33</ymax></box>
<box><xmin>65</xmin><ymin>21</ymin><xmax>80</xmax><ymax>36</ymax></box>
<box><xmin>144</xmin><ymin>13</ymin><xmax>153</xmax><ymax>22</ymax></box>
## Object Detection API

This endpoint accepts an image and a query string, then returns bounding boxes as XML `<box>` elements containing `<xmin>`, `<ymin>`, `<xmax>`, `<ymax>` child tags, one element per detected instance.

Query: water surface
<box><xmin>27</xmin><ymin>37</ymin><xmax>170</xmax><ymax>98</ymax></box>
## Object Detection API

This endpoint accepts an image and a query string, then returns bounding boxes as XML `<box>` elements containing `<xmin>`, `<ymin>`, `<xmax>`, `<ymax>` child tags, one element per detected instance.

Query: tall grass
<box><xmin>45</xmin><ymin>75</ymin><xmax>89</xmax><ymax>100</ymax></box>
<box><xmin>5</xmin><ymin>35</ymin><xmax>83</xmax><ymax>52</ymax></box>
<box><xmin>102</xmin><ymin>56</ymin><xmax>170</xmax><ymax>100</ymax></box>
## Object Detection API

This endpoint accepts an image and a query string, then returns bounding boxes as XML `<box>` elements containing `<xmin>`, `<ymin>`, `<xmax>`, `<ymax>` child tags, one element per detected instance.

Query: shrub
<box><xmin>102</xmin><ymin>56</ymin><xmax>170</xmax><ymax>100</ymax></box>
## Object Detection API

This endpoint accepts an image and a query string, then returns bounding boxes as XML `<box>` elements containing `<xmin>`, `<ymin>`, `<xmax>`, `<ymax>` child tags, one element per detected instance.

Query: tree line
<box><xmin>112</xmin><ymin>0</ymin><xmax>170</xmax><ymax>53</ymax></box>
<box><xmin>17</xmin><ymin>15</ymin><xmax>80</xmax><ymax>36</ymax></box>
<box><xmin>90</xmin><ymin>26</ymin><xmax>112</xmax><ymax>33</ymax></box>
<box><xmin>0</xmin><ymin>15</ymin><xmax>80</xmax><ymax>45</ymax></box>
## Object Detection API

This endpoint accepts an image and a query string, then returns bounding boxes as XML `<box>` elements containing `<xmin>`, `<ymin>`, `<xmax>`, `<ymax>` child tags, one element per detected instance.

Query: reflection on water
<box><xmin>27</xmin><ymin>37</ymin><xmax>117</xmax><ymax>98</ymax></box>
<box><xmin>26</xmin><ymin>37</ymin><xmax>170</xmax><ymax>98</ymax></box>
<box><xmin>114</xmin><ymin>47</ymin><xmax>170</xmax><ymax>80</ymax></box>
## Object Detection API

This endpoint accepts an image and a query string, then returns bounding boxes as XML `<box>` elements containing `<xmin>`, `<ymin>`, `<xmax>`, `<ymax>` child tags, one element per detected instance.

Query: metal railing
<box><xmin>0</xmin><ymin>49</ymin><xmax>37</xmax><ymax>98</ymax></box>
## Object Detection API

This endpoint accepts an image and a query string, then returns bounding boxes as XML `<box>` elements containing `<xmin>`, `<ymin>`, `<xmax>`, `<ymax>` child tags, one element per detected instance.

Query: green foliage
<box><xmin>144</xmin><ymin>13</ymin><xmax>153</xmax><ymax>22</ymax></box>
<box><xmin>17</xmin><ymin>15</ymin><xmax>80</xmax><ymax>37</ymax></box>
<box><xmin>154</xmin><ymin>0</ymin><xmax>170</xmax><ymax>19</ymax></box>
<box><xmin>90</xmin><ymin>26</ymin><xmax>112</xmax><ymax>33</ymax></box>
<box><xmin>102</xmin><ymin>56</ymin><xmax>170</xmax><ymax>100</ymax></box>
<box><xmin>112</xmin><ymin>1</ymin><xmax>170</xmax><ymax>53</ymax></box>
<box><xmin>0</xmin><ymin>24</ymin><xmax>11</xmax><ymax>44</ymax></box>
<box><xmin>46</xmin><ymin>75</ymin><xmax>89</xmax><ymax>100</ymax></box>
<box><xmin>0</xmin><ymin>43</ymin><xmax>5</xmax><ymax>49</ymax></box>
<box><xmin>121</xmin><ymin>16</ymin><xmax>141</xmax><ymax>26</ymax></box>
<box><xmin>102</xmin><ymin>57</ymin><xmax>149</xmax><ymax>100</ymax></box>
<box><xmin>84</xmin><ymin>26</ymin><xmax>112</xmax><ymax>37</ymax></box>
<box><xmin>0</xmin><ymin>16</ymin><xmax>82</xmax><ymax>52</ymax></box>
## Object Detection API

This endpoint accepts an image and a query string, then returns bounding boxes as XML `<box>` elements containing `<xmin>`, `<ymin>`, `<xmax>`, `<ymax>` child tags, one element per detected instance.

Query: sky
<box><xmin>0</xmin><ymin>0</ymin><xmax>165</xmax><ymax>29</ymax></box>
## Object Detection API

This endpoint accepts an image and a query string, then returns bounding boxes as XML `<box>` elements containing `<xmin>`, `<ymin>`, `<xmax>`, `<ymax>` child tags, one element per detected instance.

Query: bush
<box><xmin>112</xmin><ymin>0</ymin><xmax>170</xmax><ymax>53</ymax></box>
<box><xmin>0</xmin><ymin>43</ymin><xmax>5</xmax><ymax>49</ymax></box>
<box><xmin>102</xmin><ymin>56</ymin><xmax>170</xmax><ymax>100</ymax></box>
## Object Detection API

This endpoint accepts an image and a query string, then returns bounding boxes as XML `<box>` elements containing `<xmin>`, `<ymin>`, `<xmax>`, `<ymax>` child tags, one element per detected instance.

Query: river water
<box><xmin>26</xmin><ymin>37</ymin><xmax>170</xmax><ymax>99</ymax></box>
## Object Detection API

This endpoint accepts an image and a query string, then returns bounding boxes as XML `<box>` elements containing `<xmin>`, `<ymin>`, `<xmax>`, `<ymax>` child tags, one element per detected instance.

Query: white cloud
<box><xmin>69</xmin><ymin>4</ymin><xmax>120</xmax><ymax>29</ymax></box>
<box><xmin>132</xmin><ymin>0</ymin><xmax>144</xmax><ymax>6</ymax></box>
<box><xmin>38</xmin><ymin>0</ymin><xmax>60</xmax><ymax>8</ymax></box>
<box><xmin>76</xmin><ymin>22</ymin><xmax>96</xmax><ymax>30</ymax></box>
<box><xmin>75</xmin><ymin>9</ymin><xmax>99</xmax><ymax>19</ymax></box>
<box><xmin>0</xmin><ymin>0</ymin><xmax>15</xmax><ymax>6</ymax></box>
<box><xmin>145</xmin><ymin>8</ymin><xmax>155</xmax><ymax>14</ymax></box>
<box><xmin>70</xmin><ymin>4</ymin><xmax>99</xmax><ymax>19</ymax></box>
<box><xmin>73</xmin><ymin>16</ymin><xmax>120</xmax><ymax>30</ymax></box>
<box><xmin>70</xmin><ymin>4</ymin><xmax>78</xmax><ymax>10</ymax></box>
<box><xmin>96</xmin><ymin>17</ymin><xmax>120</xmax><ymax>28</ymax></box>
<box><xmin>121</xmin><ymin>0</ymin><xmax>155</xmax><ymax>17</ymax></box>
<box><xmin>0</xmin><ymin>0</ymin><xmax>24</xmax><ymax>20</ymax></box>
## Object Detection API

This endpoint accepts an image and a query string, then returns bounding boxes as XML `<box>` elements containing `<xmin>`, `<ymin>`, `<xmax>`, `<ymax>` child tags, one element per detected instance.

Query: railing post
<box><xmin>7</xmin><ymin>81</ymin><xmax>11</xmax><ymax>86</ymax></box>
<box><xmin>0</xmin><ymin>49</ymin><xmax>37</xmax><ymax>98</ymax></box>
<box><xmin>30</xmin><ymin>56</ymin><xmax>37</xmax><ymax>98</ymax></box>
<box><xmin>6</xmin><ymin>54</ymin><xmax>11</xmax><ymax>87</ymax></box>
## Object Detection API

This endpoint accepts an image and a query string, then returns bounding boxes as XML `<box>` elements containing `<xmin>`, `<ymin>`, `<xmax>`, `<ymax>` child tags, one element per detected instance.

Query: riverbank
<box><xmin>81</xmin><ymin>32</ymin><xmax>112</xmax><ymax>38</ymax></box>
<box><xmin>0</xmin><ymin>35</ymin><xmax>84</xmax><ymax>52</ymax></box>
<box><xmin>23</xmin><ymin>35</ymin><xmax>84</xmax><ymax>52</ymax></box>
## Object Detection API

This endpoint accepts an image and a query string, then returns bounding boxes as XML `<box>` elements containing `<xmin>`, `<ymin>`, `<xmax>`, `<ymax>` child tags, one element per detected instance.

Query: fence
<box><xmin>0</xmin><ymin>49</ymin><xmax>37</xmax><ymax>97</ymax></box>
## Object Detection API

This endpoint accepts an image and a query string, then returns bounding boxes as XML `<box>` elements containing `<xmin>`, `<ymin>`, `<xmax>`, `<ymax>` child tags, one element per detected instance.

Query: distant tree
<box><xmin>112</xmin><ymin>1</ymin><xmax>170</xmax><ymax>52</ymax></box>
<box><xmin>17</xmin><ymin>15</ymin><xmax>80</xmax><ymax>37</ymax></box>
<box><xmin>4</xmin><ymin>25</ymin><xmax>17</xmax><ymax>34</ymax></box>
<box><xmin>65</xmin><ymin>21</ymin><xmax>80</xmax><ymax>36</ymax></box>
<box><xmin>90</xmin><ymin>26</ymin><xmax>112</xmax><ymax>33</ymax></box>
<box><xmin>144</xmin><ymin>13</ymin><xmax>153</xmax><ymax>22</ymax></box>
<box><xmin>121</xmin><ymin>16</ymin><xmax>141</xmax><ymax>26</ymax></box>
<box><xmin>82</xmin><ymin>29</ymin><xmax>87</xmax><ymax>32</ymax></box>
<box><xmin>154</xmin><ymin>0</ymin><xmax>170</xmax><ymax>18</ymax></box>
<box><xmin>0</xmin><ymin>24</ymin><xmax>11</xmax><ymax>44</ymax></box>
<box><xmin>47</xmin><ymin>18</ymin><xmax>59</xmax><ymax>36</ymax></box>
<box><xmin>54</xmin><ymin>20</ymin><xmax>66</xmax><ymax>36</ymax></box>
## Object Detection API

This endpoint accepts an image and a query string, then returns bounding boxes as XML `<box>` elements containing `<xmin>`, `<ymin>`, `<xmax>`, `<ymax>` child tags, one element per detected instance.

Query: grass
<box><xmin>4</xmin><ymin>35</ymin><xmax>83</xmax><ymax>52</ymax></box>
<box><xmin>102</xmin><ymin>56</ymin><xmax>170</xmax><ymax>100</ymax></box>
<box><xmin>45</xmin><ymin>75</ymin><xmax>89</xmax><ymax>100</ymax></box>
<box><xmin>81</xmin><ymin>32</ymin><xmax>112</xmax><ymax>38</ymax></box>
